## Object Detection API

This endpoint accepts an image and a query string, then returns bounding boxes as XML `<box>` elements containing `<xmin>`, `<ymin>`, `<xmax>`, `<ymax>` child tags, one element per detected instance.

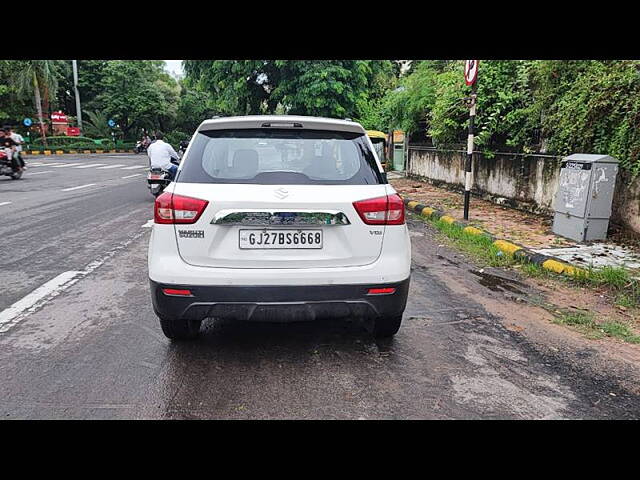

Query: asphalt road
<box><xmin>1</xmin><ymin>154</ymin><xmax>640</xmax><ymax>419</ymax></box>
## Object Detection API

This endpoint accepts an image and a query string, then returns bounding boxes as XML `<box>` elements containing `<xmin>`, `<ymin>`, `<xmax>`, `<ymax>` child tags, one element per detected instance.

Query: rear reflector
<box><xmin>154</xmin><ymin>192</ymin><xmax>209</xmax><ymax>224</ymax></box>
<box><xmin>367</xmin><ymin>287</ymin><xmax>396</xmax><ymax>295</ymax></box>
<box><xmin>353</xmin><ymin>194</ymin><xmax>405</xmax><ymax>225</ymax></box>
<box><xmin>162</xmin><ymin>288</ymin><xmax>193</xmax><ymax>296</ymax></box>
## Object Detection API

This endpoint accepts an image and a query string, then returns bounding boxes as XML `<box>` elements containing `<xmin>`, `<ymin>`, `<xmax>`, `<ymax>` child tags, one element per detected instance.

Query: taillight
<box><xmin>353</xmin><ymin>194</ymin><xmax>405</xmax><ymax>225</ymax></box>
<box><xmin>154</xmin><ymin>192</ymin><xmax>209</xmax><ymax>224</ymax></box>
<box><xmin>367</xmin><ymin>287</ymin><xmax>396</xmax><ymax>295</ymax></box>
<box><xmin>162</xmin><ymin>288</ymin><xmax>193</xmax><ymax>296</ymax></box>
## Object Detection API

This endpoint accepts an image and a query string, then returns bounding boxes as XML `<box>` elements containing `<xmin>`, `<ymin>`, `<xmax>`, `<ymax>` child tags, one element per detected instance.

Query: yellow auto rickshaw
<box><xmin>366</xmin><ymin>130</ymin><xmax>389</xmax><ymax>171</ymax></box>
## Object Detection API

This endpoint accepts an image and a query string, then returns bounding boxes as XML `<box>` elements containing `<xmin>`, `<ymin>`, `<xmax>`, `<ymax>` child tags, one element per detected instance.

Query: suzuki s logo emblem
<box><xmin>274</xmin><ymin>187</ymin><xmax>289</xmax><ymax>199</ymax></box>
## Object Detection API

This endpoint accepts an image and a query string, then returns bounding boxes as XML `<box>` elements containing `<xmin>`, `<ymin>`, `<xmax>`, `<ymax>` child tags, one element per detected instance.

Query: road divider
<box><xmin>24</xmin><ymin>150</ymin><xmax>136</xmax><ymax>156</ymax></box>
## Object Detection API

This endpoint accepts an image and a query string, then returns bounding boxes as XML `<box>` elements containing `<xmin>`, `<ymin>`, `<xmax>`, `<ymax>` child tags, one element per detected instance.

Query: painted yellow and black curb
<box><xmin>403</xmin><ymin>198</ymin><xmax>586</xmax><ymax>278</ymax></box>
<box><xmin>23</xmin><ymin>149</ymin><xmax>135</xmax><ymax>156</ymax></box>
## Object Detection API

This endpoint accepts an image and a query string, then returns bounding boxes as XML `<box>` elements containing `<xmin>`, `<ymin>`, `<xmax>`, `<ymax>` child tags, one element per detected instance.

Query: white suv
<box><xmin>148</xmin><ymin>115</ymin><xmax>411</xmax><ymax>340</ymax></box>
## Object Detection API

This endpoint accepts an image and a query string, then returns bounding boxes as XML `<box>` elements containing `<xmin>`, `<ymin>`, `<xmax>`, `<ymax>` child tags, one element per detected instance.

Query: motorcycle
<box><xmin>0</xmin><ymin>150</ymin><xmax>22</xmax><ymax>180</ymax></box>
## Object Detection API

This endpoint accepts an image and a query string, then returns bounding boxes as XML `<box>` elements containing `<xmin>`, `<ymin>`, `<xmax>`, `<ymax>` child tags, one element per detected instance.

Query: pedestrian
<box><xmin>6</xmin><ymin>126</ymin><xmax>25</xmax><ymax>169</ymax></box>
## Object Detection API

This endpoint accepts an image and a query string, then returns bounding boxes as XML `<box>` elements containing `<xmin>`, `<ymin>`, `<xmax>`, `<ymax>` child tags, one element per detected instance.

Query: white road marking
<box><xmin>121</xmin><ymin>165</ymin><xmax>147</xmax><ymax>170</ymax></box>
<box><xmin>122</xmin><ymin>173</ymin><xmax>143</xmax><ymax>179</ymax></box>
<box><xmin>0</xmin><ymin>271</ymin><xmax>82</xmax><ymax>333</ymax></box>
<box><xmin>74</xmin><ymin>163</ymin><xmax>107</xmax><ymax>169</ymax></box>
<box><xmin>37</xmin><ymin>162</ymin><xmax>65</xmax><ymax>167</ymax></box>
<box><xmin>61</xmin><ymin>183</ymin><xmax>96</xmax><ymax>192</ymax></box>
<box><xmin>25</xmin><ymin>162</ymin><xmax>45</xmax><ymax>166</ymax></box>
<box><xmin>0</xmin><ymin>226</ymin><xmax>149</xmax><ymax>334</ymax></box>
<box><xmin>142</xmin><ymin>219</ymin><xmax>154</xmax><ymax>228</ymax></box>
<box><xmin>51</xmin><ymin>164</ymin><xmax>76</xmax><ymax>168</ymax></box>
<box><xmin>96</xmin><ymin>164</ymin><xmax>125</xmax><ymax>169</ymax></box>
<box><xmin>26</xmin><ymin>171</ymin><xmax>52</xmax><ymax>175</ymax></box>
<box><xmin>0</xmin><ymin>201</ymin><xmax>12</xmax><ymax>207</ymax></box>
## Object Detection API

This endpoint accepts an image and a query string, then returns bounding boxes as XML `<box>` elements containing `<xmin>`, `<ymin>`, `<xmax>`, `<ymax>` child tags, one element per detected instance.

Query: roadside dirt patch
<box><xmin>523</xmin><ymin>271</ymin><xmax>640</xmax><ymax>333</ymax></box>
<box><xmin>392</xmin><ymin>177</ymin><xmax>568</xmax><ymax>248</ymax></box>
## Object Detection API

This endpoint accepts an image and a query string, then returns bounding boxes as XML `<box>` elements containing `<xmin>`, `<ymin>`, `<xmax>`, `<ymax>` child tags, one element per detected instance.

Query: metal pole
<box><xmin>463</xmin><ymin>82</ymin><xmax>477</xmax><ymax>221</ymax></box>
<box><xmin>72</xmin><ymin>60</ymin><xmax>82</xmax><ymax>130</ymax></box>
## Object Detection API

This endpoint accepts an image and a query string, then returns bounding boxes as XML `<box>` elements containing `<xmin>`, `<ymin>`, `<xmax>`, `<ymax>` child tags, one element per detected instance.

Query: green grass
<box><xmin>573</xmin><ymin>265</ymin><xmax>631</xmax><ymax>289</ymax></box>
<box><xmin>553</xmin><ymin>310</ymin><xmax>640</xmax><ymax>344</ymax></box>
<box><xmin>519</xmin><ymin>260</ymin><xmax>552</xmax><ymax>278</ymax></box>
<box><xmin>430</xmin><ymin>217</ymin><xmax>515</xmax><ymax>267</ymax></box>
<box><xmin>615</xmin><ymin>292</ymin><xmax>637</xmax><ymax>308</ymax></box>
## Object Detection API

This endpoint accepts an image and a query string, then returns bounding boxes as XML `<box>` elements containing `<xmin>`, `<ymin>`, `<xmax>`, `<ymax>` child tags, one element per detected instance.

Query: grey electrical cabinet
<box><xmin>552</xmin><ymin>154</ymin><xmax>619</xmax><ymax>242</ymax></box>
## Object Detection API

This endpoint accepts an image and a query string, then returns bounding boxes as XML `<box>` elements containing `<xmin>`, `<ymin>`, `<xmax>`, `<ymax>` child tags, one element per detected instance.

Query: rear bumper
<box><xmin>150</xmin><ymin>277</ymin><xmax>410</xmax><ymax>322</ymax></box>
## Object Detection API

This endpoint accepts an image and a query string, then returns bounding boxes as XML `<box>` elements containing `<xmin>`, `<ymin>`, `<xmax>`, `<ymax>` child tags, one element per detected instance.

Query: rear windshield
<box><xmin>176</xmin><ymin>129</ymin><xmax>385</xmax><ymax>185</ymax></box>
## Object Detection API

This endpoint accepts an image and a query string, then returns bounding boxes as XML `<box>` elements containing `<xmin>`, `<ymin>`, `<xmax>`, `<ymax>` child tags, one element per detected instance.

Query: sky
<box><xmin>164</xmin><ymin>60</ymin><xmax>184</xmax><ymax>78</ymax></box>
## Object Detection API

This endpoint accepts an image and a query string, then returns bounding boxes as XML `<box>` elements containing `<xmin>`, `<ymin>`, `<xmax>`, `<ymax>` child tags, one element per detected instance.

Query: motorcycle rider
<box><xmin>0</xmin><ymin>129</ymin><xmax>21</xmax><ymax>172</ymax></box>
<box><xmin>147</xmin><ymin>132</ymin><xmax>180</xmax><ymax>180</ymax></box>
<box><xmin>6</xmin><ymin>127</ymin><xmax>25</xmax><ymax>168</ymax></box>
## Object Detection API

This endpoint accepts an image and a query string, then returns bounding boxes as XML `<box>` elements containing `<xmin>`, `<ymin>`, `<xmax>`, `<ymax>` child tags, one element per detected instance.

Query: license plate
<box><xmin>149</xmin><ymin>174</ymin><xmax>163</xmax><ymax>180</ymax></box>
<box><xmin>239</xmin><ymin>229</ymin><xmax>323</xmax><ymax>249</ymax></box>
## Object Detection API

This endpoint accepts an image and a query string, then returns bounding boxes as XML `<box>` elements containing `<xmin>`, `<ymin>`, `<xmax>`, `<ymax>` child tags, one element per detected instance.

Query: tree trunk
<box><xmin>33</xmin><ymin>73</ymin><xmax>47</xmax><ymax>148</ymax></box>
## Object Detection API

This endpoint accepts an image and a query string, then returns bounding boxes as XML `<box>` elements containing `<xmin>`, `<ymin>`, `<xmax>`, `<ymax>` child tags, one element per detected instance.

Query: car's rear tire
<box><xmin>373</xmin><ymin>314</ymin><xmax>403</xmax><ymax>338</ymax></box>
<box><xmin>158</xmin><ymin>316</ymin><xmax>202</xmax><ymax>340</ymax></box>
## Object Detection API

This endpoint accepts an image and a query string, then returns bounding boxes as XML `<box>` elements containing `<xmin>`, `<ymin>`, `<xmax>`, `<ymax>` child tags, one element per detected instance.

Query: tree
<box><xmin>9</xmin><ymin>60</ymin><xmax>60</xmax><ymax>146</ymax></box>
<box><xmin>82</xmin><ymin>110</ymin><xmax>113</xmax><ymax>138</ymax></box>
<box><xmin>183</xmin><ymin>60</ymin><xmax>396</xmax><ymax>119</ymax></box>
<box><xmin>379</xmin><ymin>61</ymin><xmax>439</xmax><ymax>135</ymax></box>
<box><xmin>173</xmin><ymin>80</ymin><xmax>217</xmax><ymax>133</ymax></box>
<box><xmin>94</xmin><ymin>61</ymin><xmax>179</xmax><ymax>138</ymax></box>
<box><xmin>0</xmin><ymin>61</ymin><xmax>31</xmax><ymax>125</ymax></box>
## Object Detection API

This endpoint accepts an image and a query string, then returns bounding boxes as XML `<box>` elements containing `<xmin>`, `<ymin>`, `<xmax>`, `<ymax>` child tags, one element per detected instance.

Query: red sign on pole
<box><xmin>464</xmin><ymin>60</ymin><xmax>479</xmax><ymax>86</ymax></box>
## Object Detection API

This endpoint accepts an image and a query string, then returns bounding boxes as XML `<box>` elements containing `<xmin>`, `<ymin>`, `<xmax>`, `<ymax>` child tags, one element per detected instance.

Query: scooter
<box><xmin>146</xmin><ymin>158</ymin><xmax>179</xmax><ymax>197</ymax></box>
<box><xmin>178</xmin><ymin>139</ymin><xmax>189</xmax><ymax>159</ymax></box>
<box><xmin>134</xmin><ymin>141</ymin><xmax>148</xmax><ymax>154</ymax></box>
<box><xmin>0</xmin><ymin>150</ymin><xmax>22</xmax><ymax>180</ymax></box>
<box><xmin>147</xmin><ymin>167</ymin><xmax>170</xmax><ymax>197</ymax></box>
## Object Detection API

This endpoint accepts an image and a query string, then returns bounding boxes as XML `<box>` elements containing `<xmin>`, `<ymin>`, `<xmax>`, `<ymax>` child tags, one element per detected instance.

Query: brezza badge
<box><xmin>178</xmin><ymin>230</ymin><xmax>205</xmax><ymax>239</ymax></box>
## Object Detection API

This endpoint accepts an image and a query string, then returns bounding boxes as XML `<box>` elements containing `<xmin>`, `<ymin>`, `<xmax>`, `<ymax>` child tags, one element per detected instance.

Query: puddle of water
<box><xmin>470</xmin><ymin>269</ymin><xmax>526</xmax><ymax>295</ymax></box>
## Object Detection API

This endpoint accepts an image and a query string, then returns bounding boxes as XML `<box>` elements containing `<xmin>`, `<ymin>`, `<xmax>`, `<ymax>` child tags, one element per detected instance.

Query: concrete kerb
<box><xmin>23</xmin><ymin>149</ymin><xmax>135</xmax><ymax>156</ymax></box>
<box><xmin>403</xmin><ymin>197</ymin><xmax>586</xmax><ymax>278</ymax></box>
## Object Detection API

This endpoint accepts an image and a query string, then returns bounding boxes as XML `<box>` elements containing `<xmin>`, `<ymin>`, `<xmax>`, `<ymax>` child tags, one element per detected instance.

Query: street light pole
<box><xmin>72</xmin><ymin>60</ymin><xmax>82</xmax><ymax>131</ymax></box>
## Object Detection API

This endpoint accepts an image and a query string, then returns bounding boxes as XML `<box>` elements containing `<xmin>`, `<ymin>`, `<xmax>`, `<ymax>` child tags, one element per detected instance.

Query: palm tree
<box><xmin>82</xmin><ymin>110</ymin><xmax>113</xmax><ymax>139</ymax></box>
<box><xmin>11</xmin><ymin>60</ymin><xmax>59</xmax><ymax>148</ymax></box>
